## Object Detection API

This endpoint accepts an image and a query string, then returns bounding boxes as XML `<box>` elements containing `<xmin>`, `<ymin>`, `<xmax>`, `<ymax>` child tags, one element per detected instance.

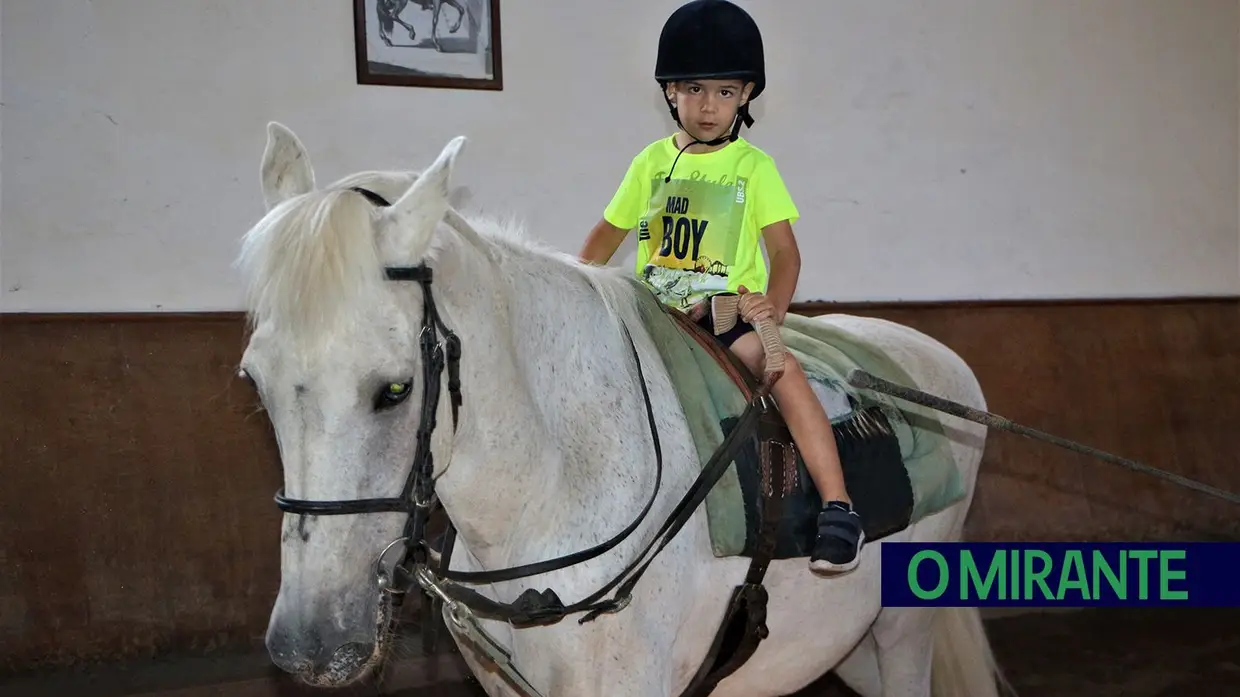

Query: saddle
<box><xmin>662</xmin><ymin>298</ymin><xmax>918</xmax><ymax>557</ymax></box>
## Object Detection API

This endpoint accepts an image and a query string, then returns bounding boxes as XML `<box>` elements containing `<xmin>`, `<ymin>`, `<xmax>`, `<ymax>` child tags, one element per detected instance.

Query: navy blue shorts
<box><xmin>694</xmin><ymin>295</ymin><xmax>756</xmax><ymax>348</ymax></box>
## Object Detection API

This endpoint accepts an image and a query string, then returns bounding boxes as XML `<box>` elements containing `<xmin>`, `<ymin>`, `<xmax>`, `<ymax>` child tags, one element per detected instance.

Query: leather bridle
<box><xmin>271</xmin><ymin>207</ymin><xmax>463</xmax><ymax>593</ymax></box>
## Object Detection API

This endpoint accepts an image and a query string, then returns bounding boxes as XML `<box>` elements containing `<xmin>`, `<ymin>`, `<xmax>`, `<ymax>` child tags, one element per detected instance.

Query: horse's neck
<box><xmin>433</xmin><ymin>235</ymin><xmax>672</xmax><ymax>578</ymax></box>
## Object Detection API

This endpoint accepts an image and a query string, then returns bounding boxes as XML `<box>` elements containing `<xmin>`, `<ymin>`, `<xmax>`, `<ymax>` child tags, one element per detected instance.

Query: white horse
<box><xmin>236</xmin><ymin>122</ymin><xmax>1009</xmax><ymax>697</ymax></box>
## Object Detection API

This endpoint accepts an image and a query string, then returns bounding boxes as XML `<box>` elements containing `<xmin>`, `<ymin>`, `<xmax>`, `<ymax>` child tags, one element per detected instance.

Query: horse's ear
<box><xmin>260</xmin><ymin>122</ymin><xmax>315</xmax><ymax>210</ymax></box>
<box><xmin>379</xmin><ymin>136</ymin><xmax>467</xmax><ymax>259</ymax></box>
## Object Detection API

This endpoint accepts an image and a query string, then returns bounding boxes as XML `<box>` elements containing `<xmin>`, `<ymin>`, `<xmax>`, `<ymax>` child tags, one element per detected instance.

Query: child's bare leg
<box><xmin>774</xmin><ymin>361</ymin><xmax>851</xmax><ymax>500</ymax></box>
<box><xmin>729</xmin><ymin>331</ymin><xmax>865</xmax><ymax>574</ymax></box>
<box><xmin>730</xmin><ymin>335</ymin><xmax>847</xmax><ymax>499</ymax></box>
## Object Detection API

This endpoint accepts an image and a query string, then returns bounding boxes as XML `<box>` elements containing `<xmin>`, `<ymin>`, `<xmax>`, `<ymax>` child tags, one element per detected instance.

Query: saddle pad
<box><xmin>727</xmin><ymin>405</ymin><xmax>916</xmax><ymax>558</ymax></box>
<box><xmin>627</xmin><ymin>280</ymin><xmax>967</xmax><ymax>558</ymax></box>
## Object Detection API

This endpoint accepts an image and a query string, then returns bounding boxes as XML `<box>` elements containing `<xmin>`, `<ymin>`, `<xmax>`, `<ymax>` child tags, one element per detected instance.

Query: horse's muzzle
<box><xmin>267</xmin><ymin>627</ymin><xmax>377</xmax><ymax>685</ymax></box>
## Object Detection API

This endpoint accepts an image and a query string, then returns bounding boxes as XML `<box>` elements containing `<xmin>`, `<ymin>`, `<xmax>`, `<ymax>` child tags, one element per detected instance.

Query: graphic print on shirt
<box><xmin>638</xmin><ymin>172</ymin><xmax>748</xmax><ymax>310</ymax></box>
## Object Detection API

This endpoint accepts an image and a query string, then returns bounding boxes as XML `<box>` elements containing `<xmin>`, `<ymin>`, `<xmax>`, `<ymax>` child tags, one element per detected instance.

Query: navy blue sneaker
<box><xmin>809</xmin><ymin>501</ymin><xmax>864</xmax><ymax>575</ymax></box>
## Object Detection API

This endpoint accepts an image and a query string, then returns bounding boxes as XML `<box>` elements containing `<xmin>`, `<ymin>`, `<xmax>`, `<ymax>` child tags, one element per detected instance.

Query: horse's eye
<box><xmin>375</xmin><ymin>380</ymin><xmax>413</xmax><ymax>410</ymax></box>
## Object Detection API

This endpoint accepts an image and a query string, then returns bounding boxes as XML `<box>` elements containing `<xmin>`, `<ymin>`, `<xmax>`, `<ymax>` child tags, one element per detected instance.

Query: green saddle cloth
<box><xmin>627</xmin><ymin>280</ymin><xmax>967</xmax><ymax>557</ymax></box>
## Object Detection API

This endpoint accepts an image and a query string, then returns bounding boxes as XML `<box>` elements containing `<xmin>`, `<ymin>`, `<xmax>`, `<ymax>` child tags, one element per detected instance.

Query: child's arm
<box><xmin>578</xmin><ymin>219</ymin><xmax>629</xmax><ymax>265</ymax></box>
<box><xmin>582</xmin><ymin>152</ymin><xmax>647</xmax><ymax>265</ymax></box>
<box><xmin>760</xmin><ymin>219</ymin><xmax>801</xmax><ymax>324</ymax></box>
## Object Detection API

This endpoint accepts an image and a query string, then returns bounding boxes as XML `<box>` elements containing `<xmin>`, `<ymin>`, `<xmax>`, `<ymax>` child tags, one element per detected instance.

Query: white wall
<box><xmin>2</xmin><ymin>0</ymin><xmax>1237</xmax><ymax>312</ymax></box>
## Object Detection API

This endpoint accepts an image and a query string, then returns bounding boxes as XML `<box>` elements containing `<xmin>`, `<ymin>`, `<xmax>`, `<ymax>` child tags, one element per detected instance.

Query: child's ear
<box><xmin>741</xmin><ymin>82</ymin><xmax>755</xmax><ymax>104</ymax></box>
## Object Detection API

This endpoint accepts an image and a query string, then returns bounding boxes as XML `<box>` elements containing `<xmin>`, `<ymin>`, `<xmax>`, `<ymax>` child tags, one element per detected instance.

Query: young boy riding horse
<box><xmin>577</xmin><ymin>0</ymin><xmax>864</xmax><ymax>574</ymax></box>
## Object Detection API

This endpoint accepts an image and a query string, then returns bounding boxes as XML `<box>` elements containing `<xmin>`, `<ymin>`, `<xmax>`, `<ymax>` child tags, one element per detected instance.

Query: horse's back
<box><xmin>806</xmin><ymin>312</ymin><xmax>986</xmax><ymax>410</ymax></box>
<box><xmin>806</xmin><ymin>312</ymin><xmax>989</xmax><ymax>502</ymax></box>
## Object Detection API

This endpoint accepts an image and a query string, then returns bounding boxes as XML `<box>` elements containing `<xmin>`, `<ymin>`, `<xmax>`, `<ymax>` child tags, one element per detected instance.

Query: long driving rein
<box><xmin>270</xmin><ymin>187</ymin><xmax>774</xmax><ymax>635</ymax></box>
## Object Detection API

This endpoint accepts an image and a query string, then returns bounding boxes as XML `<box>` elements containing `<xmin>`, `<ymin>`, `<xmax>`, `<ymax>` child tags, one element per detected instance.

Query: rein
<box><xmin>270</xmin><ymin>187</ymin><xmax>772</xmax><ymax>634</ymax></box>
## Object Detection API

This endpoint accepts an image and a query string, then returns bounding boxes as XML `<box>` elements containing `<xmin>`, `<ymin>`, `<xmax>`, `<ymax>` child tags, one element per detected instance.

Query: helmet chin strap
<box><xmin>663</xmin><ymin>100</ymin><xmax>752</xmax><ymax>183</ymax></box>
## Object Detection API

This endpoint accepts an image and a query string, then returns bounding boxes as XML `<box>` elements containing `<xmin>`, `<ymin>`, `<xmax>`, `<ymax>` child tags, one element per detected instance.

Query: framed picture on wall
<box><xmin>353</xmin><ymin>0</ymin><xmax>502</xmax><ymax>90</ymax></box>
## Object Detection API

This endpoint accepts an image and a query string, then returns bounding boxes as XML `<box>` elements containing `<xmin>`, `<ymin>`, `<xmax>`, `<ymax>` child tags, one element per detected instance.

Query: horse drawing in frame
<box><xmin>236</xmin><ymin>122</ymin><xmax>1009</xmax><ymax>697</ymax></box>
<box><xmin>377</xmin><ymin>0</ymin><xmax>467</xmax><ymax>51</ymax></box>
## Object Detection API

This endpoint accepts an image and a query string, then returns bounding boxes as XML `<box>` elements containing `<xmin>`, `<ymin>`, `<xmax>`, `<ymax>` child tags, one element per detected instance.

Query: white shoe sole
<box><xmin>808</xmin><ymin>530</ymin><xmax>865</xmax><ymax>576</ymax></box>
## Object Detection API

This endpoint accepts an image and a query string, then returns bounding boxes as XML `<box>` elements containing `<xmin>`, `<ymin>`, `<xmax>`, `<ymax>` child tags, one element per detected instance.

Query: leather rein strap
<box><xmin>270</xmin><ymin>186</ymin><xmax>776</xmax><ymax>636</ymax></box>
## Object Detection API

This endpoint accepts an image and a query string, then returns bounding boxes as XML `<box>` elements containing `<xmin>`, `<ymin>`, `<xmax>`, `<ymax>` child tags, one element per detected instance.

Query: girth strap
<box><xmin>676</xmin><ymin>410</ymin><xmax>792</xmax><ymax>697</ymax></box>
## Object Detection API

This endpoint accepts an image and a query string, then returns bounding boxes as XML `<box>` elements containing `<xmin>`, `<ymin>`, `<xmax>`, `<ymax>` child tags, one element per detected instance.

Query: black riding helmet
<box><xmin>655</xmin><ymin>0</ymin><xmax>765</xmax><ymax>147</ymax></box>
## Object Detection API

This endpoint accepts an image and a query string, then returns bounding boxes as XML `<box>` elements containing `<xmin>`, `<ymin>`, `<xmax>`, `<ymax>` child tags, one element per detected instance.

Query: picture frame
<box><xmin>353</xmin><ymin>0</ymin><xmax>503</xmax><ymax>90</ymax></box>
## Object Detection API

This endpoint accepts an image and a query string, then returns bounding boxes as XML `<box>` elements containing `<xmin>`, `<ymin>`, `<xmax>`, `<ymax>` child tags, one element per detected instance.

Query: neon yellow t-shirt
<box><xmin>602</xmin><ymin>135</ymin><xmax>800</xmax><ymax>311</ymax></box>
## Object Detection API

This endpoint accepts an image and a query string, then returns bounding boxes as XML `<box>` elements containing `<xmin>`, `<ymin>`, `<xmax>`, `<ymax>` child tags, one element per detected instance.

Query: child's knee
<box><xmin>775</xmin><ymin>351</ymin><xmax>813</xmax><ymax>388</ymax></box>
<box><xmin>782</xmin><ymin>350</ymin><xmax>804</xmax><ymax>375</ymax></box>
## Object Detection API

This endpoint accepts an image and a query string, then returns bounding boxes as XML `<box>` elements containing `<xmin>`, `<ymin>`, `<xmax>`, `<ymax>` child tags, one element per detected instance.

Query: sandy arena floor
<box><xmin>444</xmin><ymin>607</ymin><xmax>1240</xmax><ymax>696</ymax></box>
<box><xmin>3</xmin><ymin>607</ymin><xmax>1236</xmax><ymax>696</ymax></box>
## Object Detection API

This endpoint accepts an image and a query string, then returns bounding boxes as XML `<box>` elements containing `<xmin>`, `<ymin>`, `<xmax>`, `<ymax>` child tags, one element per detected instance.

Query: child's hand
<box><xmin>737</xmin><ymin>285</ymin><xmax>777</xmax><ymax>324</ymax></box>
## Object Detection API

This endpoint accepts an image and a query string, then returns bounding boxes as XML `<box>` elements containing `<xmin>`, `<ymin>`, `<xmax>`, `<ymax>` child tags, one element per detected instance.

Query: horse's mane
<box><xmin>236</xmin><ymin>185</ymin><xmax>388</xmax><ymax>345</ymax></box>
<box><xmin>235</xmin><ymin>173</ymin><xmax>644</xmax><ymax>356</ymax></box>
<box><xmin>447</xmin><ymin>204</ymin><xmax>649</xmax><ymax>353</ymax></box>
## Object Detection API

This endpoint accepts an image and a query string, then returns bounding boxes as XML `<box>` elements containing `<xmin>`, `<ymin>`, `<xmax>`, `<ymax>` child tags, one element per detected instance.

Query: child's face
<box><xmin>666</xmin><ymin>79</ymin><xmax>754</xmax><ymax>142</ymax></box>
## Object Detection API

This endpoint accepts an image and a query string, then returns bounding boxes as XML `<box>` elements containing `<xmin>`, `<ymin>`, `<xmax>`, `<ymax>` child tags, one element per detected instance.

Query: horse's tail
<box><xmin>930</xmin><ymin>606</ymin><xmax>1014</xmax><ymax>697</ymax></box>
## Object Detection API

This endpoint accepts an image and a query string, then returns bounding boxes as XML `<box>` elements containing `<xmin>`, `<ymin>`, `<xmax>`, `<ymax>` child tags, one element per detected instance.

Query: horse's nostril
<box><xmin>265</xmin><ymin>620</ymin><xmax>376</xmax><ymax>681</ymax></box>
<box><xmin>327</xmin><ymin>641</ymin><xmax>375</xmax><ymax>670</ymax></box>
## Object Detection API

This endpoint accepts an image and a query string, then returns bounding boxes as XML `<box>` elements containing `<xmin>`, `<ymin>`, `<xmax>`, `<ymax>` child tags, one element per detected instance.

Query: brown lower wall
<box><xmin>2</xmin><ymin>298</ymin><xmax>1238</xmax><ymax>674</ymax></box>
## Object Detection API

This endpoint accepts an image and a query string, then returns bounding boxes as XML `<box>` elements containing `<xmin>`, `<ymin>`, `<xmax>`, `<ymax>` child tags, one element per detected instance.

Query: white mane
<box><xmin>449</xmin><ymin>206</ymin><xmax>653</xmax><ymax>366</ymax></box>
<box><xmin>236</xmin><ymin>172</ymin><xmax>646</xmax><ymax>359</ymax></box>
<box><xmin>456</xmin><ymin>208</ymin><xmax>647</xmax><ymax>339</ymax></box>
<box><xmin>236</xmin><ymin>185</ymin><xmax>387</xmax><ymax>344</ymax></box>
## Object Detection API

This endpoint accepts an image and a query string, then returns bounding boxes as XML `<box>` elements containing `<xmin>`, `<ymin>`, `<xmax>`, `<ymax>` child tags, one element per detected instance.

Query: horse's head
<box><xmin>235</xmin><ymin>122</ymin><xmax>466</xmax><ymax>686</ymax></box>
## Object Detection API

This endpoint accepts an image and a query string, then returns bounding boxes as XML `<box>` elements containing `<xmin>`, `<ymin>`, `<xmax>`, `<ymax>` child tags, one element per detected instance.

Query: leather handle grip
<box><xmin>708</xmin><ymin>295</ymin><xmax>786</xmax><ymax>390</ymax></box>
<box><xmin>752</xmin><ymin>316</ymin><xmax>786</xmax><ymax>381</ymax></box>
